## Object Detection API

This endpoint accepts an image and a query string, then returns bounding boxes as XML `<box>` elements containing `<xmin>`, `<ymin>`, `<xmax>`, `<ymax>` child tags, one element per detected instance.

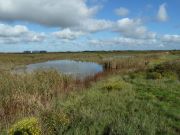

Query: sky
<box><xmin>0</xmin><ymin>0</ymin><xmax>180</xmax><ymax>52</ymax></box>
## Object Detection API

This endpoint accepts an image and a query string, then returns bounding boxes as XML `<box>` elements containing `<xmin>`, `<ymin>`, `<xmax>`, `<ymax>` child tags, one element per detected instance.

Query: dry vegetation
<box><xmin>0</xmin><ymin>51</ymin><xmax>179</xmax><ymax>135</ymax></box>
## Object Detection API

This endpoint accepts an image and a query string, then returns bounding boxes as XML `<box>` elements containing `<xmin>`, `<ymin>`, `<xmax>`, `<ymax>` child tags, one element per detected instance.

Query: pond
<box><xmin>15</xmin><ymin>60</ymin><xmax>103</xmax><ymax>79</ymax></box>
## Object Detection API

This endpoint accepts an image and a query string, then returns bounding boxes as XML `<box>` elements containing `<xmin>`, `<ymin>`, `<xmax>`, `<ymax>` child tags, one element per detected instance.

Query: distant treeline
<box><xmin>0</xmin><ymin>49</ymin><xmax>179</xmax><ymax>54</ymax></box>
<box><xmin>23</xmin><ymin>51</ymin><xmax>47</xmax><ymax>54</ymax></box>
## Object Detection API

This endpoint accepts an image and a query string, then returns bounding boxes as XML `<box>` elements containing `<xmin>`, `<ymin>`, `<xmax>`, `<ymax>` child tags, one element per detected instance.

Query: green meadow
<box><xmin>0</xmin><ymin>51</ymin><xmax>179</xmax><ymax>135</ymax></box>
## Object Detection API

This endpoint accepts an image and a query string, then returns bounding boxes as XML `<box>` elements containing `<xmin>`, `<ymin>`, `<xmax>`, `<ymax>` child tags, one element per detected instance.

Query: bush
<box><xmin>40</xmin><ymin>111</ymin><xmax>70</xmax><ymax>135</ymax></box>
<box><xmin>128</xmin><ymin>72</ymin><xmax>145</xmax><ymax>80</ymax></box>
<box><xmin>153</xmin><ymin>61</ymin><xmax>180</xmax><ymax>78</ymax></box>
<box><xmin>162</xmin><ymin>71</ymin><xmax>177</xmax><ymax>80</ymax></box>
<box><xmin>101</xmin><ymin>79</ymin><xmax>132</xmax><ymax>91</ymax></box>
<box><xmin>9</xmin><ymin>117</ymin><xmax>41</xmax><ymax>135</ymax></box>
<box><xmin>146</xmin><ymin>61</ymin><xmax>180</xmax><ymax>80</ymax></box>
<box><xmin>146</xmin><ymin>72</ymin><xmax>162</xmax><ymax>79</ymax></box>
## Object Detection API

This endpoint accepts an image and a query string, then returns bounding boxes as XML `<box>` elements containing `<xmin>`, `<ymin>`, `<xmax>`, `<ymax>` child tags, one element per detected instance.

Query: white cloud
<box><xmin>157</xmin><ymin>3</ymin><xmax>168</xmax><ymax>22</ymax></box>
<box><xmin>115</xmin><ymin>18</ymin><xmax>156</xmax><ymax>39</ymax></box>
<box><xmin>0</xmin><ymin>0</ymin><xmax>99</xmax><ymax>27</ymax></box>
<box><xmin>72</xmin><ymin>17</ymin><xmax>156</xmax><ymax>39</ymax></box>
<box><xmin>88</xmin><ymin>33</ymin><xmax>180</xmax><ymax>49</ymax></box>
<box><xmin>56</xmin><ymin>17</ymin><xmax>157</xmax><ymax>40</ymax></box>
<box><xmin>115</xmin><ymin>7</ymin><xmax>129</xmax><ymax>17</ymax></box>
<box><xmin>162</xmin><ymin>34</ymin><xmax>180</xmax><ymax>43</ymax></box>
<box><xmin>53</xmin><ymin>28</ymin><xmax>85</xmax><ymax>40</ymax></box>
<box><xmin>116</xmin><ymin>18</ymin><xmax>142</xmax><ymax>29</ymax></box>
<box><xmin>88</xmin><ymin>37</ymin><xmax>158</xmax><ymax>46</ymax></box>
<box><xmin>0</xmin><ymin>0</ymin><xmax>156</xmax><ymax>40</ymax></box>
<box><xmin>52</xmin><ymin>19</ymin><xmax>113</xmax><ymax>40</ymax></box>
<box><xmin>0</xmin><ymin>24</ymin><xmax>28</xmax><ymax>37</ymax></box>
<box><xmin>78</xmin><ymin>19</ymin><xmax>113</xmax><ymax>32</ymax></box>
<box><xmin>0</xmin><ymin>23</ymin><xmax>45</xmax><ymax>44</ymax></box>
<box><xmin>0</xmin><ymin>17</ymin><xmax>159</xmax><ymax>46</ymax></box>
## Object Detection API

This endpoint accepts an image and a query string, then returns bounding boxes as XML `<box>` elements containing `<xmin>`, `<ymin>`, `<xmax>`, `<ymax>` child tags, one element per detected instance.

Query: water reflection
<box><xmin>16</xmin><ymin>60</ymin><xmax>103</xmax><ymax>79</ymax></box>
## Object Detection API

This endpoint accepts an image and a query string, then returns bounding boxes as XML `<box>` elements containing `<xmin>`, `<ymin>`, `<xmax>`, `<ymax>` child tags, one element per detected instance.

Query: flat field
<box><xmin>0</xmin><ymin>51</ymin><xmax>180</xmax><ymax>135</ymax></box>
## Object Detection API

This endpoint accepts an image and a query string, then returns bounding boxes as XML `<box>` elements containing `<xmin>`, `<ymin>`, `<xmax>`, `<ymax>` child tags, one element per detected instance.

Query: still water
<box><xmin>17</xmin><ymin>60</ymin><xmax>103</xmax><ymax>79</ymax></box>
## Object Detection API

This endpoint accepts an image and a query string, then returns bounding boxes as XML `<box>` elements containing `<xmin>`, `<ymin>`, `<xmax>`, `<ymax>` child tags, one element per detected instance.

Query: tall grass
<box><xmin>0</xmin><ymin>70</ymin><xmax>80</xmax><ymax>131</ymax></box>
<box><xmin>0</xmin><ymin>51</ymin><xmax>179</xmax><ymax>134</ymax></box>
<box><xmin>0</xmin><ymin>51</ymin><xmax>175</xmax><ymax>71</ymax></box>
<box><xmin>102</xmin><ymin>57</ymin><xmax>149</xmax><ymax>73</ymax></box>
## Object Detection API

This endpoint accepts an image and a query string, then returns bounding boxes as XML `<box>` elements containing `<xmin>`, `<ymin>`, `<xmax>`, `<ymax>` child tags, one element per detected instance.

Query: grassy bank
<box><xmin>0</xmin><ymin>51</ymin><xmax>177</xmax><ymax>71</ymax></box>
<box><xmin>0</xmin><ymin>51</ymin><xmax>179</xmax><ymax>134</ymax></box>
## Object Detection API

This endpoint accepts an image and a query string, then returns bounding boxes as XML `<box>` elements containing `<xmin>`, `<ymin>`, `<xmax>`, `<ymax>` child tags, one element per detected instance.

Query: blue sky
<box><xmin>0</xmin><ymin>0</ymin><xmax>180</xmax><ymax>52</ymax></box>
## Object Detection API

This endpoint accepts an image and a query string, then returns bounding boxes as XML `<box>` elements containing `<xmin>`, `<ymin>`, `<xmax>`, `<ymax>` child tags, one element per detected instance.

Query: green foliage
<box><xmin>49</xmin><ymin>79</ymin><xmax>169</xmax><ymax>135</ymax></box>
<box><xmin>162</xmin><ymin>71</ymin><xmax>177</xmax><ymax>80</ymax></box>
<box><xmin>40</xmin><ymin>111</ymin><xmax>70</xmax><ymax>135</ymax></box>
<box><xmin>130</xmin><ymin>74</ymin><xmax>180</xmax><ymax>135</ymax></box>
<box><xmin>9</xmin><ymin>117</ymin><xmax>41</xmax><ymax>135</ymax></box>
<box><xmin>101</xmin><ymin>78</ymin><xmax>132</xmax><ymax>91</ymax></box>
<box><xmin>0</xmin><ymin>52</ymin><xmax>179</xmax><ymax>134</ymax></box>
<box><xmin>153</xmin><ymin>60</ymin><xmax>180</xmax><ymax>78</ymax></box>
<box><xmin>146</xmin><ymin>61</ymin><xmax>180</xmax><ymax>80</ymax></box>
<box><xmin>146</xmin><ymin>72</ymin><xmax>162</xmax><ymax>79</ymax></box>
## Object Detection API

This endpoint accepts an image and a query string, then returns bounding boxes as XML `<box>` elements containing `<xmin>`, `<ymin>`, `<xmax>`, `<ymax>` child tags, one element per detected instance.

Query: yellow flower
<box><xmin>9</xmin><ymin>117</ymin><xmax>41</xmax><ymax>135</ymax></box>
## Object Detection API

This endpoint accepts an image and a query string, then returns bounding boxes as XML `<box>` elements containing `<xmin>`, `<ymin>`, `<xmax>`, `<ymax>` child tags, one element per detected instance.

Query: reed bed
<box><xmin>0</xmin><ymin>70</ymin><xmax>77</xmax><ymax>130</ymax></box>
<box><xmin>0</xmin><ymin>51</ymin><xmax>179</xmax><ymax>134</ymax></box>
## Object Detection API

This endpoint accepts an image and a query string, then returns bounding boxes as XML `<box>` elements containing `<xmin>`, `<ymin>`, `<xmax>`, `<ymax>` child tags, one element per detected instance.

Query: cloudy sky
<box><xmin>0</xmin><ymin>0</ymin><xmax>180</xmax><ymax>52</ymax></box>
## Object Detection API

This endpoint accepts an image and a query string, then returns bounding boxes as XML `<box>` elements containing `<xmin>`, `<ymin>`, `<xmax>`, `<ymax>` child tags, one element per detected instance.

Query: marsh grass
<box><xmin>0</xmin><ymin>70</ymin><xmax>81</xmax><ymax>131</ymax></box>
<box><xmin>37</xmin><ymin>76</ymin><xmax>173</xmax><ymax>135</ymax></box>
<box><xmin>102</xmin><ymin>55</ymin><xmax>158</xmax><ymax>73</ymax></box>
<box><xmin>0</xmin><ymin>51</ymin><xmax>179</xmax><ymax>134</ymax></box>
<box><xmin>0</xmin><ymin>69</ymin><xmax>109</xmax><ymax>133</ymax></box>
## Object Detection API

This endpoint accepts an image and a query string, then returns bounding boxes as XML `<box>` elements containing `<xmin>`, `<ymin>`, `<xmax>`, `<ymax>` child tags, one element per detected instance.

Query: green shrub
<box><xmin>101</xmin><ymin>79</ymin><xmax>132</xmax><ymax>91</ymax></box>
<box><xmin>153</xmin><ymin>61</ymin><xmax>180</xmax><ymax>78</ymax></box>
<box><xmin>146</xmin><ymin>72</ymin><xmax>162</xmax><ymax>79</ymax></box>
<box><xmin>128</xmin><ymin>72</ymin><xmax>145</xmax><ymax>80</ymax></box>
<box><xmin>9</xmin><ymin>117</ymin><xmax>41</xmax><ymax>135</ymax></box>
<box><xmin>162</xmin><ymin>71</ymin><xmax>177</xmax><ymax>79</ymax></box>
<box><xmin>40</xmin><ymin>111</ymin><xmax>70</xmax><ymax>135</ymax></box>
<box><xmin>147</xmin><ymin>61</ymin><xmax>180</xmax><ymax>80</ymax></box>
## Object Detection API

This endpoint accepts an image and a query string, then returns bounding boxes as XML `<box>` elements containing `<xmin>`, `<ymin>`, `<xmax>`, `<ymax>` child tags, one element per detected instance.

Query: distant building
<box><xmin>40</xmin><ymin>51</ymin><xmax>47</xmax><ymax>53</ymax></box>
<box><xmin>23</xmin><ymin>51</ymin><xmax>31</xmax><ymax>54</ymax></box>
<box><xmin>31</xmin><ymin>51</ymin><xmax>39</xmax><ymax>53</ymax></box>
<box><xmin>23</xmin><ymin>50</ymin><xmax>47</xmax><ymax>54</ymax></box>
